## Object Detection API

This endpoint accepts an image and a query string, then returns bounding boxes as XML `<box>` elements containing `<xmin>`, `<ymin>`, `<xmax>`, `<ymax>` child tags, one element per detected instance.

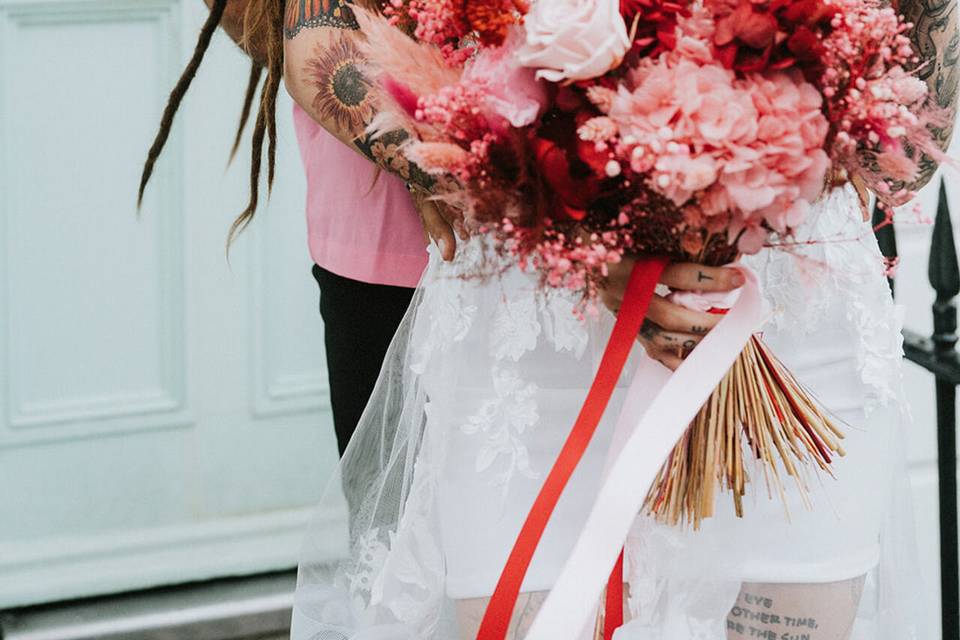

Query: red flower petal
<box><xmin>622</xmin><ymin>0</ymin><xmax>692</xmax><ymax>55</ymax></box>
<box><xmin>733</xmin><ymin>4</ymin><xmax>778</xmax><ymax>49</ymax></box>
<box><xmin>711</xmin><ymin>0</ymin><xmax>833</xmax><ymax>74</ymax></box>
<box><xmin>714</xmin><ymin>16</ymin><xmax>737</xmax><ymax>46</ymax></box>
<box><xmin>534</xmin><ymin>137</ymin><xmax>599</xmax><ymax>219</ymax></box>
<box><xmin>787</xmin><ymin>26</ymin><xmax>822</xmax><ymax>61</ymax></box>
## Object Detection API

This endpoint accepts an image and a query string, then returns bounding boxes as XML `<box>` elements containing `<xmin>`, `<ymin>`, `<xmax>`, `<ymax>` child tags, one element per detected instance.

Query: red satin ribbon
<box><xmin>476</xmin><ymin>258</ymin><xmax>668</xmax><ymax>640</ymax></box>
<box><xmin>603</xmin><ymin>551</ymin><xmax>624</xmax><ymax>640</ymax></box>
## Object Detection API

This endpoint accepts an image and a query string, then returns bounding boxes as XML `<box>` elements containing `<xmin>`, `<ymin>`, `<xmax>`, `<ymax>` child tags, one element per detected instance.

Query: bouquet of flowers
<box><xmin>353</xmin><ymin>0</ymin><xmax>947</xmax><ymax>635</ymax></box>
<box><xmin>357</xmin><ymin>0</ymin><xmax>945</xmax><ymax>528</ymax></box>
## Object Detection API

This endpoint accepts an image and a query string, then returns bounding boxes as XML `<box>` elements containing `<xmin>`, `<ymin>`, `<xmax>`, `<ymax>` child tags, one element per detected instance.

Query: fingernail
<box><xmin>731</xmin><ymin>271</ymin><xmax>745</xmax><ymax>287</ymax></box>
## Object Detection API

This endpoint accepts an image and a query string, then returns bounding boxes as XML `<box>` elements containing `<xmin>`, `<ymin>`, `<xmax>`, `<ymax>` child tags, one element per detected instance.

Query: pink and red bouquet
<box><xmin>355</xmin><ymin>0</ymin><xmax>944</xmax><ymax>528</ymax></box>
<box><xmin>360</xmin><ymin>0</ymin><xmax>947</xmax><ymax>302</ymax></box>
<box><xmin>355</xmin><ymin>1</ymin><xmax>950</xmax><ymax>632</ymax></box>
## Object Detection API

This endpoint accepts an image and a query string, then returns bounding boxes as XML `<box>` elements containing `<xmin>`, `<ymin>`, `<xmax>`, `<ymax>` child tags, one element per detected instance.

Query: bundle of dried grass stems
<box><xmin>643</xmin><ymin>334</ymin><xmax>846</xmax><ymax>528</ymax></box>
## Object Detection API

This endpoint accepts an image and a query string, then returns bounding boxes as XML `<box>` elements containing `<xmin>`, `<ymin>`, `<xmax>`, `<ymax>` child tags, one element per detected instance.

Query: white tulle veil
<box><xmin>291</xmin><ymin>185</ymin><xmax>926</xmax><ymax>640</ymax></box>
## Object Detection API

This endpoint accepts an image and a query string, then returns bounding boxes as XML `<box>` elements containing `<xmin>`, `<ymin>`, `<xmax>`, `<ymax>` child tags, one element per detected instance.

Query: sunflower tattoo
<box><xmin>305</xmin><ymin>35</ymin><xmax>376</xmax><ymax>135</ymax></box>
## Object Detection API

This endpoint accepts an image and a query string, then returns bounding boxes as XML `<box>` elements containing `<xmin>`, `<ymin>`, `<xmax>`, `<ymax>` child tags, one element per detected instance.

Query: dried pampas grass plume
<box><xmin>353</xmin><ymin>7</ymin><xmax>462</xmax><ymax>142</ymax></box>
<box><xmin>353</xmin><ymin>8</ymin><xmax>461</xmax><ymax>95</ymax></box>
<box><xmin>405</xmin><ymin>141</ymin><xmax>472</xmax><ymax>174</ymax></box>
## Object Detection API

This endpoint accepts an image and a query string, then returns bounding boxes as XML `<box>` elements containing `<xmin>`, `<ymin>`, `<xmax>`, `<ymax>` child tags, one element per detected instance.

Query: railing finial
<box><xmin>929</xmin><ymin>178</ymin><xmax>960</xmax><ymax>356</ymax></box>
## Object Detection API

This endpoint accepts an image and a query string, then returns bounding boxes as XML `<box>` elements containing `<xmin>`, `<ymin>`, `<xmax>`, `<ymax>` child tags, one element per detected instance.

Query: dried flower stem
<box><xmin>644</xmin><ymin>335</ymin><xmax>846</xmax><ymax>528</ymax></box>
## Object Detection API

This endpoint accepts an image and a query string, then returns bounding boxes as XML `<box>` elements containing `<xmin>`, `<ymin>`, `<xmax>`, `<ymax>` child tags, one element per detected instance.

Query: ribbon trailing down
<box><xmin>476</xmin><ymin>257</ymin><xmax>668</xmax><ymax>640</ymax></box>
<box><xmin>525</xmin><ymin>265</ymin><xmax>764</xmax><ymax>640</ymax></box>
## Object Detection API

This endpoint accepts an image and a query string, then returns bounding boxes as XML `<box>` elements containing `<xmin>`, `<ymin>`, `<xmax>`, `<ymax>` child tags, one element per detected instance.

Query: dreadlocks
<box><xmin>139</xmin><ymin>0</ymin><xmax>227</xmax><ymax>208</ymax></box>
<box><xmin>229</xmin><ymin>0</ymin><xmax>284</xmax><ymax>243</ymax></box>
<box><xmin>230</xmin><ymin>62</ymin><xmax>264</xmax><ymax>163</ymax></box>
<box><xmin>138</xmin><ymin>0</ymin><xmax>286</xmax><ymax>245</ymax></box>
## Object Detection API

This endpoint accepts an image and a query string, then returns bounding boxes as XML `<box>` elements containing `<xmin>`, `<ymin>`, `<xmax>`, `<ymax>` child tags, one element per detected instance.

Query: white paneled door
<box><xmin>0</xmin><ymin>0</ymin><xmax>343</xmax><ymax>607</ymax></box>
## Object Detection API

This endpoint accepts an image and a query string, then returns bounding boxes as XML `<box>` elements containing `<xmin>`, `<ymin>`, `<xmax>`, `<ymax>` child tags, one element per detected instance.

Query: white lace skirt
<box><xmin>292</xmin><ymin>187</ymin><xmax>925</xmax><ymax>640</ymax></box>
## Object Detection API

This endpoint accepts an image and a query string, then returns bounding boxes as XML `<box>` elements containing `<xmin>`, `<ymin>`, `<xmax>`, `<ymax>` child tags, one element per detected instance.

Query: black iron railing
<box><xmin>875</xmin><ymin>179</ymin><xmax>960</xmax><ymax>640</ymax></box>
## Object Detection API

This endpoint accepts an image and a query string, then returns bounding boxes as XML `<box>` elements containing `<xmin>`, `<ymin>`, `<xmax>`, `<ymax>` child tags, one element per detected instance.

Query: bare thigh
<box><xmin>726</xmin><ymin>578</ymin><xmax>866</xmax><ymax>640</ymax></box>
<box><xmin>455</xmin><ymin>593</ymin><xmax>549</xmax><ymax>640</ymax></box>
<box><xmin>453</xmin><ymin>579</ymin><xmax>864</xmax><ymax>640</ymax></box>
<box><xmin>455</xmin><ymin>588</ymin><xmax>631</xmax><ymax>640</ymax></box>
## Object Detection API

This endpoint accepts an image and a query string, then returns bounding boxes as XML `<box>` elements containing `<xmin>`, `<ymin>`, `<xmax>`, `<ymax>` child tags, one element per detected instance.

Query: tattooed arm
<box><xmin>282</xmin><ymin>0</ymin><xmax>457</xmax><ymax>257</ymax></box>
<box><xmin>899</xmin><ymin>0</ymin><xmax>960</xmax><ymax>189</ymax></box>
<box><xmin>282</xmin><ymin>0</ymin><xmax>436</xmax><ymax>192</ymax></box>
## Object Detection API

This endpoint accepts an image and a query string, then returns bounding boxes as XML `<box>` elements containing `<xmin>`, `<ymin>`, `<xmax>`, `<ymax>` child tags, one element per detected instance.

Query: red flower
<box><xmin>533</xmin><ymin>108</ymin><xmax>604</xmax><ymax>222</ymax></box>
<box><xmin>465</xmin><ymin>0</ymin><xmax>527</xmax><ymax>46</ymax></box>
<box><xmin>620</xmin><ymin>0</ymin><xmax>693</xmax><ymax>57</ymax></box>
<box><xmin>716</xmin><ymin>3</ymin><xmax>777</xmax><ymax>49</ymax></box>
<box><xmin>706</xmin><ymin>0</ymin><xmax>835</xmax><ymax>76</ymax></box>
<box><xmin>534</xmin><ymin>138</ymin><xmax>590</xmax><ymax>221</ymax></box>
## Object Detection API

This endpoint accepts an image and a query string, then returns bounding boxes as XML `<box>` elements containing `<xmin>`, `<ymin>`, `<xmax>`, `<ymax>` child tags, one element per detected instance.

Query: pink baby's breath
<box><xmin>818</xmin><ymin>0</ymin><xmax>948</xmax><ymax>206</ymax></box>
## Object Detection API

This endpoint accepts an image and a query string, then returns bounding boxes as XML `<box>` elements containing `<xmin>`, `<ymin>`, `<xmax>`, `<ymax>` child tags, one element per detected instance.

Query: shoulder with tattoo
<box><xmin>284</xmin><ymin>0</ymin><xmax>359</xmax><ymax>38</ymax></box>
<box><xmin>283</xmin><ymin>0</ymin><xmax>439</xmax><ymax>193</ymax></box>
<box><xmin>899</xmin><ymin>0</ymin><xmax>960</xmax><ymax>184</ymax></box>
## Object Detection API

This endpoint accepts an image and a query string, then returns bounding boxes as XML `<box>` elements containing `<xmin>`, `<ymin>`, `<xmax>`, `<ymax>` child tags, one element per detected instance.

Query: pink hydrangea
<box><xmin>584</xmin><ymin>12</ymin><xmax>830</xmax><ymax>253</ymax></box>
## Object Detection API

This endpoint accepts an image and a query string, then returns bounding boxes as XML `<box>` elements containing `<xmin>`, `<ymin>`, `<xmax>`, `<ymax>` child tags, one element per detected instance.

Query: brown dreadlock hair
<box><xmin>138</xmin><ymin>0</ymin><xmax>286</xmax><ymax>244</ymax></box>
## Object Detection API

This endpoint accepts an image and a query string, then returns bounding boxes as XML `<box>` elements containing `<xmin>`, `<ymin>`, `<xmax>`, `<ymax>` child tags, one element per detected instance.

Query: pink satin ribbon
<box><xmin>526</xmin><ymin>265</ymin><xmax>765</xmax><ymax>639</ymax></box>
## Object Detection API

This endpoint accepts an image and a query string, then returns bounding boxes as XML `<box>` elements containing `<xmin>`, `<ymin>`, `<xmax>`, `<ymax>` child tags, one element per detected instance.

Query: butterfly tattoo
<box><xmin>284</xmin><ymin>0</ymin><xmax>359</xmax><ymax>38</ymax></box>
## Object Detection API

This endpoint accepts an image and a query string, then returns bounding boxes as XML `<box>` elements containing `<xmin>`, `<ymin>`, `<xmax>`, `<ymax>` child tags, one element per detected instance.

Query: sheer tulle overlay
<box><xmin>292</xmin><ymin>186</ymin><xmax>925</xmax><ymax>640</ymax></box>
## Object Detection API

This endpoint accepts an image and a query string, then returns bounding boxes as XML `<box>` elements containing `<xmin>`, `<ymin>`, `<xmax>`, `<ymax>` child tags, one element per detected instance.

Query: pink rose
<box><xmin>518</xmin><ymin>0</ymin><xmax>631</xmax><ymax>83</ymax></box>
<box><xmin>464</xmin><ymin>29</ymin><xmax>548</xmax><ymax>128</ymax></box>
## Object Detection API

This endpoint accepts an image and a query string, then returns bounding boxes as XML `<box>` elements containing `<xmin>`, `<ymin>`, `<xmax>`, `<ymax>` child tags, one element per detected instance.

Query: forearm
<box><xmin>900</xmin><ymin>0</ymin><xmax>960</xmax><ymax>188</ymax></box>
<box><xmin>203</xmin><ymin>0</ymin><xmax>269</xmax><ymax>66</ymax></box>
<box><xmin>282</xmin><ymin>0</ymin><xmax>436</xmax><ymax>192</ymax></box>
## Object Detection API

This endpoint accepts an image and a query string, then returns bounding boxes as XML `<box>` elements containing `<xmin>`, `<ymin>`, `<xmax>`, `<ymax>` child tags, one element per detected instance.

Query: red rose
<box><xmin>534</xmin><ymin>137</ymin><xmax>591</xmax><ymax>221</ymax></box>
<box><xmin>533</xmin><ymin>108</ymin><xmax>605</xmax><ymax>222</ymax></box>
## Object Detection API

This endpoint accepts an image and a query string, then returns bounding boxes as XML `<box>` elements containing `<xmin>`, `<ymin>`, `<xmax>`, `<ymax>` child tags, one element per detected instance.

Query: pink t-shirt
<box><xmin>292</xmin><ymin>104</ymin><xmax>428</xmax><ymax>288</ymax></box>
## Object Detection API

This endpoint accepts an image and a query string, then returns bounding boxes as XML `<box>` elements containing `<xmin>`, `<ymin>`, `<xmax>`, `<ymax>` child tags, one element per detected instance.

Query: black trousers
<box><xmin>313</xmin><ymin>265</ymin><xmax>416</xmax><ymax>456</ymax></box>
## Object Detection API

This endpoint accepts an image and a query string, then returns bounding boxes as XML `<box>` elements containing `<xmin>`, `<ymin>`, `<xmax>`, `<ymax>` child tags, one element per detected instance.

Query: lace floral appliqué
<box><xmin>542</xmin><ymin>293</ymin><xmax>590</xmax><ymax>357</ymax></box>
<box><xmin>490</xmin><ymin>295</ymin><xmax>541</xmax><ymax>361</ymax></box>
<box><xmin>461</xmin><ymin>367</ymin><xmax>540</xmax><ymax>489</ymax></box>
